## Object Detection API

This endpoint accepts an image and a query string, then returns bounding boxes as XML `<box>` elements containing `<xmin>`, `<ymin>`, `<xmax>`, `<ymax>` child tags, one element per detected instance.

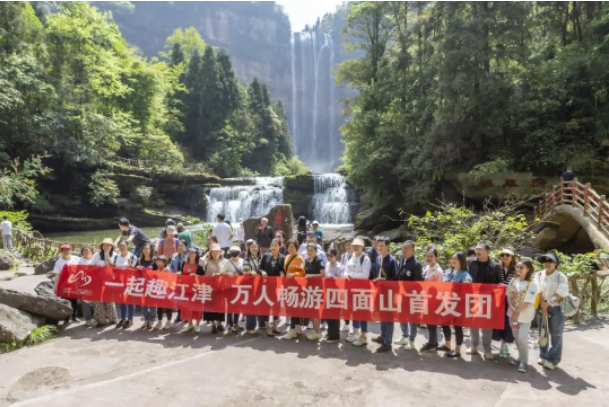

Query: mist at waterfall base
<box><xmin>206</xmin><ymin>174</ymin><xmax>355</xmax><ymax>225</ymax></box>
<box><xmin>290</xmin><ymin>32</ymin><xmax>343</xmax><ymax>174</ymax></box>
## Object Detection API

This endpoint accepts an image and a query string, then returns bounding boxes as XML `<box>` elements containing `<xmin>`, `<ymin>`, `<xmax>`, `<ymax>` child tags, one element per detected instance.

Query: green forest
<box><xmin>0</xmin><ymin>2</ymin><xmax>302</xmax><ymax>212</ymax></box>
<box><xmin>338</xmin><ymin>2</ymin><xmax>609</xmax><ymax>208</ymax></box>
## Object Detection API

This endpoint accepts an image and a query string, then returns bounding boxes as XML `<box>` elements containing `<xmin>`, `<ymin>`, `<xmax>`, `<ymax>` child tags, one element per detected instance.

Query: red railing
<box><xmin>535</xmin><ymin>179</ymin><xmax>609</xmax><ymax>237</ymax></box>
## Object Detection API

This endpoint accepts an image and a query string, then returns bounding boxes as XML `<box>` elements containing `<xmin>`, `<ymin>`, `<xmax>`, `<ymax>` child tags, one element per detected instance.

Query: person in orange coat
<box><xmin>283</xmin><ymin>239</ymin><xmax>307</xmax><ymax>340</ymax></box>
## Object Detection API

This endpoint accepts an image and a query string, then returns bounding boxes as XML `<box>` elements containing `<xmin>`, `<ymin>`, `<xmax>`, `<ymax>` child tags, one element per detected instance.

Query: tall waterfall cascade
<box><xmin>312</xmin><ymin>174</ymin><xmax>355</xmax><ymax>224</ymax></box>
<box><xmin>290</xmin><ymin>31</ymin><xmax>342</xmax><ymax>174</ymax></box>
<box><xmin>206</xmin><ymin>177</ymin><xmax>284</xmax><ymax>223</ymax></box>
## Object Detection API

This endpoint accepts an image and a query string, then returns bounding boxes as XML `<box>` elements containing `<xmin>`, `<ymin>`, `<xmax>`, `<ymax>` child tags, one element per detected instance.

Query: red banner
<box><xmin>58</xmin><ymin>265</ymin><xmax>505</xmax><ymax>329</ymax></box>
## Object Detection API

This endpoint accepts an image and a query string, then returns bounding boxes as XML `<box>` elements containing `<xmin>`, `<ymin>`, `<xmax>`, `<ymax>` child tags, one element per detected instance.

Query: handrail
<box><xmin>534</xmin><ymin>179</ymin><xmax>609</xmax><ymax>238</ymax></box>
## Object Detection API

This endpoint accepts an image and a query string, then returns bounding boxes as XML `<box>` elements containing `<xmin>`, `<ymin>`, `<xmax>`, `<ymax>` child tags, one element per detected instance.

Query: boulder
<box><xmin>0</xmin><ymin>287</ymin><xmax>72</xmax><ymax>321</ymax></box>
<box><xmin>244</xmin><ymin>204</ymin><xmax>294</xmax><ymax>242</ymax></box>
<box><xmin>283</xmin><ymin>175</ymin><xmax>314</xmax><ymax>193</ymax></box>
<box><xmin>282</xmin><ymin>188</ymin><xmax>312</xmax><ymax>219</ymax></box>
<box><xmin>0</xmin><ymin>304</ymin><xmax>44</xmax><ymax>344</ymax></box>
<box><xmin>354</xmin><ymin>205</ymin><xmax>400</xmax><ymax>232</ymax></box>
<box><xmin>0</xmin><ymin>253</ymin><xmax>14</xmax><ymax>271</ymax></box>
<box><xmin>34</xmin><ymin>256</ymin><xmax>58</xmax><ymax>275</ymax></box>
<box><xmin>34</xmin><ymin>281</ymin><xmax>56</xmax><ymax>299</ymax></box>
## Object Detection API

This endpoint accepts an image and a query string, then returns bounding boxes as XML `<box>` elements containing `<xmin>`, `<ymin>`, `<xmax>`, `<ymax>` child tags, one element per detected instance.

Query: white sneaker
<box><xmin>466</xmin><ymin>346</ymin><xmax>479</xmax><ymax>355</ymax></box>
<box><xmin>185</xmin><ymin>322</ymin><xmax>193</xmax><ymax>332</ymax></box>
<box><xmin>295</xmin><ymin>326</ymin><xmax>303</xmax><ymax>335</ymax></box>
<box><xmin>543</xmin><ymin>360</ymin><xmax>555</xmax><ymax>370</ymax></box>
<box><xmin>404</xmin><ymin>340</ymin><xmax>416</xmax><ymax>351</ymax></box>
<box><xmin>395</xmin><ymin>337</ymin><xmax>409</xmax><ymax>346</ymax></box>
<box><xmin>346</xmin><ymin>333</ymin><xmax>359</xmax><ymax>343</ymax></box>
<box><xmin>537</xmin><ymin>358</ymin><xmax>545</xmax><ymax>366</ymax></box>
<box><xmin>85</xmin><ymin>320</ymin><xmax>92</xmax><ymax>327</ymax></box>
<box><xmin>194</xmin><ymin>324</ymin><xmax>201</xmax><ymax>333</ymax></box>
<box><xmin>153</xmin><ymin>320</ymin><xmax>163</xmax><ymax>330</ymax></box>
<box><xmin>348</xmin><ymin>329</ymin><xmax>355</xmax><ymax>337</ymax></box>
<box><xmin>284</xmin><ymin>329</ymin><xmax>298</xmax><ymax>340</ymax></box>
<box><xmin>163</xmin><ymin>320</ymin><xmax>172</xmax><ymax>330</ymax></box>
<box><xmin>306</xmin><ymin>331</ymin><xmax>322</xmax><ymax>341</ymax></box>
<box><xmin>341</xmin><ymin>325</ymin><xmax>351</xmax><ymax>332</ymax></box>
<box><xmin>353</xmin><ymin>336</ymin><xmax>368</xmax><ymax>347</ymax></box>
<box><xmin>141</xmin><ymin>321</ymin><xmax>149</xmax><ymax>330</ymax></box>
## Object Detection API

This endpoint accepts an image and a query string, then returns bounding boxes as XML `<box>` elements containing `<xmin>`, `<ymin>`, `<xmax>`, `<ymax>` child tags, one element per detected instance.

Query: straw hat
<box><xmin>351</xmin><ymin>238</ymin><xmax>365</xmax><ymax>247</ymax></box>
<box><xmin>210</xmin><ymin>243</ymin><xmax>223</xmax><ymax>252</ymax></box>
<box><xmin>166</xmin><ymin>225</ymin><xmax>177</xmax><ymax>235</ymax></box>
<box><xmin>101</xmin><ymin>238</ymin><xmax>114</xmax><ymax>246</ymax></box>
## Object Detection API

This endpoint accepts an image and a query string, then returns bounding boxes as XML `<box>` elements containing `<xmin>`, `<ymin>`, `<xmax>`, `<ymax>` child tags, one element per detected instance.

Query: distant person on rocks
<box><xmin>561</xmin><ymin>167</ymin><xmax>575</xmax><ymax>182</ymax></box>
<box><xmin>211</xmin><ymin>214</ymin><xmax>233</xmax><ymax>258</ymax></box>
<box><xmin>256</xmin><ymin>217</ymin><xmax>274</xmax><ymax>255</ymax></box>
<box><xmin>395</xmin><ymin>240</ymin><xmax>423</xmax><ymax>351</ymax></box>
<box><xmin>52</xmin><ymin>243</ymin><xmax>81</xmax><ymax>325</ymax></box>
<box><xmin>467</xmin><ymin>241</ymin><xmax>504</xmax><ymax>360</ymax></box>
<box><xmin>116</xmin><ymin>218</ymin><xmax>150</xmax><ymax>259</ymax></box>
<box><xmin>1</xmin><ymin>215</ymin><xmax>12</xmax><ymax>250</ymax></box>
<box><xmin>373</xmin><ymin>238</ymin><xmax>398</xmax><ymax>353</ymax></box>
<box><xmin>177</xmin><ymin>223</ymin><xmax>192</xmax><ymax>248</ymax></box>
<box><xmin>312</xmin><ymin>220</ymin><xmax>323</xmax><ymax>245</ymax></box>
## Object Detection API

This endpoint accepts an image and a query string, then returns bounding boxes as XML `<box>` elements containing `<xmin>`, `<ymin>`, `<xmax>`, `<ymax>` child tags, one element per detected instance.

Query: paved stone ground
<box><xmin>1</xmin><ymin>313</ymin><xmax>607</xmax><ymax>407</ymax></box>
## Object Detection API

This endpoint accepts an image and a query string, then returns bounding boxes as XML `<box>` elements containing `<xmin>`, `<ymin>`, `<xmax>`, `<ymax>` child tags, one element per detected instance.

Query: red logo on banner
<box><xmin>57</xmin><ymin>265</ymin><xmax>505</xmax><ymax>329</ymax></box>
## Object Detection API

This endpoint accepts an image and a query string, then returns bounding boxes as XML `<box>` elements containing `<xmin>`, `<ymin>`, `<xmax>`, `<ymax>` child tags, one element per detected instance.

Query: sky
<box><xmin>276</xmin><ymin>0</ymin><xmax>345</xmax><ymax>32</ymax></box>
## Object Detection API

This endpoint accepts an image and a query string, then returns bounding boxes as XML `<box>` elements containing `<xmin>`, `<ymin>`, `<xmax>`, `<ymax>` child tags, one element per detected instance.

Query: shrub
<box><xmin>88</xmin><ymin>171</ymin><xmax>120</xmax><ymax>206</ymax></box>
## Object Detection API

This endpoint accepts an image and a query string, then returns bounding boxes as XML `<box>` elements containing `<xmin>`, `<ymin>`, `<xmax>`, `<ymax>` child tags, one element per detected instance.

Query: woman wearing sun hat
<box><xmin>535</xmin><ymin>253</ymin><xmax>569</xmax><ymax>370</ymax></box>
<box><xmin>200</xmin><ymin>243</ymin><xmax>226</xmax><ymax>334</ymax></box>
<box><xmin>493</xmin><ymin>248</ymin><xmax>517</xmax><ymax>358</ymax></box>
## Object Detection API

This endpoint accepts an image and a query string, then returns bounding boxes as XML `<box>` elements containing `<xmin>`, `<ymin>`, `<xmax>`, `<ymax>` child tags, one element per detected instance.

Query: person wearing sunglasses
<box><xmin>507</xmin><ymin>259</ymin><xmax>538</xmax><ymax>373</ymax></box>
<box><xmin>467</xmin><ymin>242</ymin><xmax>504</xmax><ymax>360</ymax></box>
<box><xmin>493</xmin><ymin>249</ymin><xmax>517</xmax><ymax>358</ymax></box>
<box><xmin>535</xmin><ymin>253</ymin><xmax>569</xmax><ymax>370</ymax></box>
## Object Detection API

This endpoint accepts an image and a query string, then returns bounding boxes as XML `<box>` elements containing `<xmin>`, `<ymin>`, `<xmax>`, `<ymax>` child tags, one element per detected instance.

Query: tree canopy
<box><xmin>337</xmin><ymin>2</ymin><xmax>609</xmax><ymax>208</ymax></box>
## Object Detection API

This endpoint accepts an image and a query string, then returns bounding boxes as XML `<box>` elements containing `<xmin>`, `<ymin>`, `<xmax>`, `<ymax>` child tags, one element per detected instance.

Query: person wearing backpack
<box><xmin>507</xmin><ymin>259</ymin><xmax>539</xmax><ymax>373</ymax></box>
<box><xmin>371</xmin><ymin>237</ymin><xmax>398</xmax><ymax>353</ymax></box>
<box><xmin>157</xmin><ymin>225</ymin><xmax>179</xmax><ymax>258</ymax></box>
<box><xmin>114</xmin><ymin>240</ymin><xmax>138</xmax><ymax>329</ymax></box>
<box><xmin>345</xmin><ymin>238</ymin><xmax>372</xmax><ymax>347</ymax></box>
<box><xmin>395</xmin><ymin>240</ymin><xmax>423</xmax><ymax>350</ymax></box>
<box><xmin>535</xmin><ymin>253</ymin><xmax>569</xmax><ymax>370</ymax></box>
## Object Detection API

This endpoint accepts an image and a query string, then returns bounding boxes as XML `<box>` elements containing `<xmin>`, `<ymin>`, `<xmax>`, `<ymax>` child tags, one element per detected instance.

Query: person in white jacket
<box><xmin>345</xmin><ymin>238</ymin><xmax>372</xmax><ymax>347</ymax></box>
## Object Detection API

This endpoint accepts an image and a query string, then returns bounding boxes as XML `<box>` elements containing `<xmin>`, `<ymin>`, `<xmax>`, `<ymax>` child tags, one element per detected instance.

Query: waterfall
<box><xmin>328</xmin><ymin>35</ymin><xmax>335</xmax><ymax>168</ymax></box>
<box><xmin>312</xmin><ymin>174</ymin><xmax>354</xmax><ymax>224</ymax></box>
<box><xmin>206</xmin><ymin>177</ymin><xmax>284</xmax><ymax>223</ymax></box>
<box><xmin>313</xmin><ymin>34</ymin><xmax>329</xmax><ymax>148</ymax></box>
<box><xmin>299</xmin><ymin>32</ymin><xmax>306</xmax><ymax>162</ymax></box>
<box><xmin>290</xmin><ymin>33</ymin><xmax>297</xmax><ymax>155</ymax></box>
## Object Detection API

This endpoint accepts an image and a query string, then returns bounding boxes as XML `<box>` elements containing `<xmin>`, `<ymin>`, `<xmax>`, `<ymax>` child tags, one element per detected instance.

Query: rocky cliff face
<box><xmin>96</xmin><ymin>1</ymin><xmax>292</xmax><ymax>106</ymax></box>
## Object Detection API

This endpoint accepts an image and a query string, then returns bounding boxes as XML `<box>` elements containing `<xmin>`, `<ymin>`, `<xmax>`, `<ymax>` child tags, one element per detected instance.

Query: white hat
<box><xmin>351</xmin><ymin>238</ymin><xmax>365</xmax><ymax>247</ymax></box>
<box><xmin>500</xmin><ymin>248</ymin><xmax>514</xmax><ymax>256</ymax></box>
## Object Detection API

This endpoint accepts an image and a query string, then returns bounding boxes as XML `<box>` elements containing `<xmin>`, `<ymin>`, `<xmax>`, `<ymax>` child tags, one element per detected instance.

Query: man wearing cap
<box><xmin>311</xmin><ymin>220</ymin><xmax>323</xmax><ymax>246</ymax></box>
<box><xmin>256</xmin><ymin>217</ymin><xmax>274</xmax><ymax>255</ymax></box>
<box><xmin>345</xmin><ymin>238</ymin><xmax>372</xmax><ymax>347</ymax></box>
<box><xmin>211</xmin><ymin>214</ymin><xmax>233</xmax><ymax>258</ymax></box>
<box><xmin>116</xmin><ymin>218</ymin><xmax>151</xmax><ymax>258</ymax></box>
<box><xmin>467</xmin><ymin>241</ymin><xmax>504</xmax><ymax>360</ymax></box>
<box><xmin>535</xmin><ymin>253</ymin><xmax>569</xmax><ymax>370</ymax></box>
<box><xmin>52</xmin><ymin>243</ymin><xmax>81</xmax><ymax>324</ymax></box>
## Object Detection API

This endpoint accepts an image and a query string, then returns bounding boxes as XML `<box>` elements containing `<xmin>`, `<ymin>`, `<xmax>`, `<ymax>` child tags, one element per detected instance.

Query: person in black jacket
<box><xmin>395</xmin><ymin>240</ymin><xmax>424</xmax><ymax>350</ymax></box>
<box><xmin>467</xmin><ymin>241</ymin><xmax>504</xmax><ymax>361</ymax></box>
<box><xmin>256</xmin><ymin>217</ymin><xmax>274</xmax><ymax>255</ymax></box>
<box><xmin>371</xmin><ymin>238</ymin><xmax>398</xmax><ymax>353</ymax></box>
<box><xmin>367</xmin><ymin>237</ymin><xmax>381</xmax><ymax>280</ymax></box>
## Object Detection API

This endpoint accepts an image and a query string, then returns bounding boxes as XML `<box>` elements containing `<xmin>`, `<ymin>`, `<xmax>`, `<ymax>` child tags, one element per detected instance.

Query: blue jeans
<box><xmin>353</xmin><ymin>320</ymin><xmax>368</xmax><ymax>333</ymax></box>
<box><xmin>380</xmin><ymin>322</ymin><xmax>394</xmax><ymax>345</ymax></box>
<box><xmin>142</xmin><ymin>306</ymin><xmax>157</xmax><ymax>322</ymax></box>
<box><xmin>245</xmin><ymin>315</ymin><xmax>267</xmax><ymax>331</ymax></box>
<box><xmin>538</xmin><ymin>306</ymin><xmax>565</xmax><ymax>365</ymax></box>
<box><xmin>119</xmin><ymin>304</ymin><xmax>135</xmax><ymax>320</ymax></box>
<box><xmin>82</xmin><ymin>302</ymin><xmax>93</xmax><ymax>321</ymax></box>
<box><xmin>400</xmin><ymin>323</ymin><xmax>417</xmax><ymax>341</ymax></box>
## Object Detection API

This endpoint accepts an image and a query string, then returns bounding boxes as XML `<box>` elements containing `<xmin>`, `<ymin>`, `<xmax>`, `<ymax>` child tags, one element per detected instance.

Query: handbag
<box><xmin>563</xmin><ymin>294</ymin><xmax>581</xmax><ymax>318</ymax></box>
<box><xmin>538</xmin><ymin>314</ymin><xmax>549</xmax><ymax>347</ymax></box>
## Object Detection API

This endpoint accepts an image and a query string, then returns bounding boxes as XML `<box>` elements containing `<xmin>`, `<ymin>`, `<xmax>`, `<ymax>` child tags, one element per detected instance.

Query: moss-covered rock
<box><xmin>282</xmin><ymin>188</ymin><xmax>312</xmax><ymax>219</ymax></box>
<box><xmin>284</xmin><ymin>175</ymin><xmax>314</xmax><ymax>193</ymax></box>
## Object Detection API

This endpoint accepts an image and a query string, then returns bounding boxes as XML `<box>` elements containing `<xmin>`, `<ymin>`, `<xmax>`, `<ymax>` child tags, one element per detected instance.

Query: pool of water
<box><xmin>44</xmin><ymin>224</ymin><xmax>211</xmax><ymax>245</ymax></box>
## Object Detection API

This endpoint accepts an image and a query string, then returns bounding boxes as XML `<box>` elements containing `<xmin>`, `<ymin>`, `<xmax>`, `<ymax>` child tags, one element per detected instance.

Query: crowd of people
<box><xmin>50</xmin><ymin>214</ymin><xmax>569</xmax><ymax>374</ymax></box>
